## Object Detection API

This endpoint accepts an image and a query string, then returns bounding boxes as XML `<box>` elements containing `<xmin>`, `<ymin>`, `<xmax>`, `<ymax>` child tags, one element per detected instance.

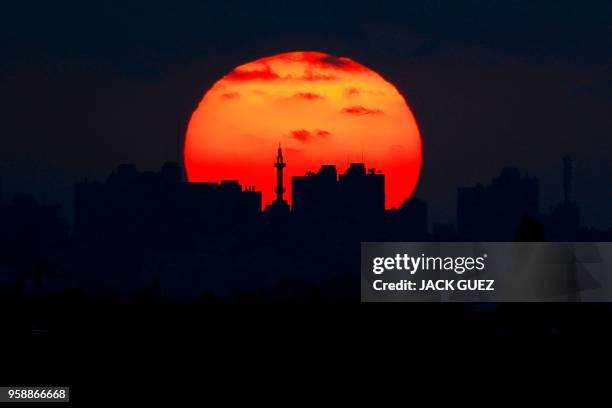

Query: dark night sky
<box><xmin>1</xmin><ymin>0</ymin><xmax>611</xmax><ymax>228</ymax></box>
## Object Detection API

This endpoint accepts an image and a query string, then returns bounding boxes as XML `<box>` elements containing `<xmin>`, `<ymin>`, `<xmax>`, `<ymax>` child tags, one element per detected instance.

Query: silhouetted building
<box><xmin>399</xmin><ymin>197</ymin><xmax>428</xmax><ymax>234</ymax></box>
<box><xmin>292</xmin><ymin>162</ymin><xmax>385</xmax><ymax>222</ymax></box>
<box><xmin>0</xmin><ymin>194</ymin><xmax>68</xmax><ymax>250</ymax></box>
<box><xmin>432</xmin><ymin>223</ymin><xmax>457</xmax><ymax>241</ymax></box>
<box><xmin>386</xmin><ymin>197</ymin><xmax>428</xmax><ymax>239</ymax></box>
<box><xmin>339</xmin><ymin>164</ymin><xmax>385</xmax><ymax>218</ymax></box>
<box><xmin>0</xmin><ymin>195</ymin><xmax>68</xmax><ymax>292</ymax></box>
<box><xmin>543</xmin><ymin>156</ymin><xmax>580</xmax><ymax>240</ymax></box>
<box><xmin>179</xmin><ymin>180</ymin><xmax>262</xmax><ymax>225</ymax></box>
<box><xmin>75</xmin><ymin>162</ymin><xmax>261</xmax><ymax>243</ymax></box>
<box><xmin>515</xmin><ymin>213</ymin><xmax>546</xmax><ymax>241</ymax></box>
<box><xmin>458</xmin><ymin>167</ymin><xmax>539</xmax><ymax>240</ymax></box>
<box><xmin>292</xmin><ymin>165</ymin><xmax>339</xmax><ymax>216</ymax></box>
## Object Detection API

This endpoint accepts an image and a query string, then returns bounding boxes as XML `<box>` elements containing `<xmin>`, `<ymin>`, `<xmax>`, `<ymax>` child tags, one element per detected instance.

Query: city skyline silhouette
<box><xmin>1</xmin><ymin>143</ymin><xmax>610</xmax><ymax>305</ymax></box>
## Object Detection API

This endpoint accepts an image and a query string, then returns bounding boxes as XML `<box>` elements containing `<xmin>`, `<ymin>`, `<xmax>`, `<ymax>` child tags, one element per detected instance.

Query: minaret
<box><xmin>274</xmin><ymin>144</ymin><xmax>286</xmax><ymax>203</ymax></box>
<box><xmin>265</xmin><ymin>144</ymin><xmax>290</xmax><ymax>220</ymax></box>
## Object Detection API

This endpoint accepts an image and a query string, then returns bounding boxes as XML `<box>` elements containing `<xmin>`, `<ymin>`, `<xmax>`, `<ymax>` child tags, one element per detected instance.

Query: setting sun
<box><xmin>184</xmin><ymin>51</ymin><xmax>422</xmax><ymax>208</ymax></box>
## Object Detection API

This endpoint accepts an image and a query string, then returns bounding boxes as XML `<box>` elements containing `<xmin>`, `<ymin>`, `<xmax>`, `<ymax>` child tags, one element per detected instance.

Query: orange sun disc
<box><xmin>184</xmin><ymin>51</ymin><xmax>422</xmax><ymax>209</ymax></box>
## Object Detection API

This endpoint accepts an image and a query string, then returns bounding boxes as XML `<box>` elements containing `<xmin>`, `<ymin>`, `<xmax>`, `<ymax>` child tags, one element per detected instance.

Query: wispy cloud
<box><xmin>301</xmin><ymin>53</ymin><xmax>368</xmax><ymax>72</ymax></box>
<box><xmin>290</xmin><ymin>129</ymin><xmax>331</xmax><ymax>142</ymax></box>
<box><xmin>225</xmin><ymin>64</ymin><xmax>280</xmax><ymax>81</ymax></box>
<box><xmin>300</xmin><ymin>69</ymin><xmax>337</xmax><ymax>81</ymax></box>
<box><xmin>341</xmin><ymin>105</ymin><xmax>383</xmax><ymax>115</ymax></box>
<box><xmin>220</xmin><ymin>92</ymin><xmax>240</xmax><ymax>100</ymax></box>
<box><xmin>290</xmin><ymin>92</ymin><xmax>324</xmax><ymax>100</ymax></box>
<box><xmin>344</xmin><ymin>87</ymin><xmax>360</xmax><ymax>97</ymax></box>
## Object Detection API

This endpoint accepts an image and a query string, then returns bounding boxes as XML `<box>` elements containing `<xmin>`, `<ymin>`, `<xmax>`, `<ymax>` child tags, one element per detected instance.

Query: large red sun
<box><xmin>184</xmin><ymin>51</ymin><xmax>422</xmax><ymax>209</ymax></box>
